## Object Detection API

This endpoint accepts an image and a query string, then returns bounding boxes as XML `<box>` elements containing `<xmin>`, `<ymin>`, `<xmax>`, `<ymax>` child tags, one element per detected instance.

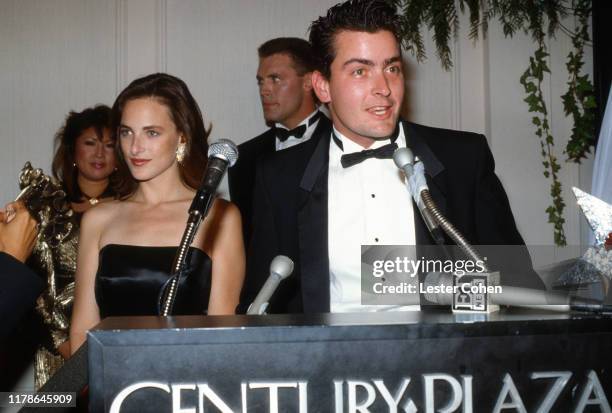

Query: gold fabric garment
<box><xmin>18</xmin><ymin>162</ymin><xmax>79</xmax><ymax>389</ymax></box>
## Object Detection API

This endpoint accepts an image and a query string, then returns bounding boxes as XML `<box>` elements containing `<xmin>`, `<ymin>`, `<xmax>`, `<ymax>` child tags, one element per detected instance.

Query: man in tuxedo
<box><xmin>241</xmin><ymin>0</ymin><xmax>543</xmax><ymax>314</ymax></box>
<box><xmin>228</xmin><ymin>37</ymin><xmax>327</xmax><ymax>244</ymax></box>
<box><xmin>0</xmin><ymin>203</ymin><xmax>43</xmax><ymax>341</ymax></box>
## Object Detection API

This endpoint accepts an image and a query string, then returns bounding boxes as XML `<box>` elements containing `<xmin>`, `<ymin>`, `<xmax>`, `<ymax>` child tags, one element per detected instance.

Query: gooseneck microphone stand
<box><xmin>419</xmin><ymin>190</ymin><xmax>491</xmax><ymax>272</ymax></box>
<box><xmin>158</xmin><ymin>139</ymin><xmax>238</xmax><ymax>316</ymax></box>
<box><xmin>393</xmin><ymin>147</ymin><xmax>491</xmax><ymax>273</ymax></box>
<box><xmin>159</xmin><ymin>211</ymin><xmax>204</xmax><ymax>316</ymax></box>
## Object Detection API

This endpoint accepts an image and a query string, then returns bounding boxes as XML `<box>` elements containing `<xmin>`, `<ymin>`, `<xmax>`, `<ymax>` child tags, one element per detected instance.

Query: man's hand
<box><xmin>0</xmin><ymin>202</ymin><xmax>37</xmax><ymax>263</ymax></box>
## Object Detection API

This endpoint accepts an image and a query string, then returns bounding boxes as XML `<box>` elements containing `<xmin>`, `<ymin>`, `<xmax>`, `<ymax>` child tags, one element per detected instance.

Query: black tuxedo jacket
<box><xmin>240</xmin><ymin>120</ymin><xmax>542</xmax><ymax>314</ymax></box>
<box><xmin>229</xmin><ymin>117</ymin><xmax>332</xmax><ymax>246</ymax></box>
<box><xmin>228</xmin><ymin>128</ymin><xmax>276</xmax><ymax>246</ymax></box>
<box><xmin>0</xmin><ymin>252</ymin><xmax>44</xmax><ymax>341</ymax></box>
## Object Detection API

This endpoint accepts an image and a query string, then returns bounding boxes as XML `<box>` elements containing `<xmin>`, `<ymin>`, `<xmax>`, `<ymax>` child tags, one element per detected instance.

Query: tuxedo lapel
<box><xmin>264</xmin><ymin>129</ymin><xmax>276</xmax><ymax>152</ymax></box>
<box><xmin>297</xmin><ymin>123</ymin><xmax>331</xmax><ymax>313</ymax></box>
<box><xmin>403</xmin><ymin>121</ymin><xmax>448</xmax><ymax>245</ymax></box>
<box><xmin>294</xmin><ymin>120</ymin><xmax>448</xmax><ymax>313</ymax></box>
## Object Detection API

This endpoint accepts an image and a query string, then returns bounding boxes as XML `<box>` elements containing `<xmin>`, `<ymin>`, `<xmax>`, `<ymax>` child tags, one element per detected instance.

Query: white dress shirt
<box><xmin>327</xmin><ymin>123</ymin><xmax>420</xmax><ymax>313</ymax></box>
<box><xmin>275</xmin><ymin>109</ymin><xmax>321</xmax><ymax>151</ymax></box>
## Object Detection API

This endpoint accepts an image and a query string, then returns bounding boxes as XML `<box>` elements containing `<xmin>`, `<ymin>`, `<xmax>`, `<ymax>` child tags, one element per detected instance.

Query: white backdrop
<box><xmin>0</xmin><ymin>0</ymin><xmax>597</xmax><ymax>398</ymax></box>
<box><xmin>0</xmin><ymin>0</ymin><xmax>594</xmax><ymax>255</ymax></box>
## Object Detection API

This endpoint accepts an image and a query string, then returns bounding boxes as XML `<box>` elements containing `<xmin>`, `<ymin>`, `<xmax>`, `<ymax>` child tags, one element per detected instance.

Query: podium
<box><xmin>88</xmin><ymin>310</ymin><xmax>612</xmax><ymax>412</ymax></box>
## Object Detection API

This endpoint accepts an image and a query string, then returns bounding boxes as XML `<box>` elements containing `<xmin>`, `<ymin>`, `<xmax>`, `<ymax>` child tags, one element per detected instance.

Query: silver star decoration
<box><xmin>572</xmin><ymin>187</ymin><xmax>612</xmax><ymax>246</ymax></box>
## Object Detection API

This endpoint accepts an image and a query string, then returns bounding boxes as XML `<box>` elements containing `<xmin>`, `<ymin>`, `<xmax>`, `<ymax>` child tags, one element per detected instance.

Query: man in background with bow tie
<box><xmin>228</xmin><ymin>37</ymin><xmax>329</xmax><ymax>246</ymax></box>
<box><xmin>240</xmin><ymin>0</ymin><xmax>542</xmax><ymax>315</ymax></box>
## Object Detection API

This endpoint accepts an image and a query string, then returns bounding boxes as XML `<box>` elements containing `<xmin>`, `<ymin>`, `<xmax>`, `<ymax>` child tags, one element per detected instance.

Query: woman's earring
<box><xmin>176</xmin><ymin>142</ymin><xmax>186</xmax><ymax>163</ymax></box>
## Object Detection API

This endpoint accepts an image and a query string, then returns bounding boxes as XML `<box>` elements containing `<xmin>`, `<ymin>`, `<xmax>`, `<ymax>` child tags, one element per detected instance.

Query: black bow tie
<box><xmin>336</xmin><ymin>124</ymin><xmax>401</xmax><ymax>168</ymax></box>
<box><xmin>274</xmin><ymin>111</ymin><xmax>322</xmax><ymax>142</ymax></box>
<box><xmin>275</xmin><ymin>124</ymin><xmax>307</xmax><ymax>142</ymax></box>
<box><xmin>340</xmin><ymin>142</ymin><xmax>398</xmax><ymax>168</ymax></box>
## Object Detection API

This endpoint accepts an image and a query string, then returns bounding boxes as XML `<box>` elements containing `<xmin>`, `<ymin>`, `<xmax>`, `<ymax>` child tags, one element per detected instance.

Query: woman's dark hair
<box><xmin>52</xmin><ymin>104</ymin><xmax>116</xmax><ymax>202</ymax></box>
<box><xmin>110</xmin><ymin>73</ymin><xmax>211</xmax><ymax>198</ymax></box>
<box><xmin>309</xmin><ymin>0</ymin><xmax>402</xmax><ymax>79</ymax></box>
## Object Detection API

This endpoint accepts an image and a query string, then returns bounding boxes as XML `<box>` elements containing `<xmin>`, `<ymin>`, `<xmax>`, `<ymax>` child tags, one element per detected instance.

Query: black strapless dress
<box><xmin>95</xmin><ymin>244</ymin><xmax>212</xmax><ymax>317</ymax></box>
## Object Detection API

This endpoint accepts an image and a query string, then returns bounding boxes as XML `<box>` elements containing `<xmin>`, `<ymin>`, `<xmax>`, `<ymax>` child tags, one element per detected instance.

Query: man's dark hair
<box><xmin>309</xmin><ymin>0</ymin><xmax>402</xmax><ymax>78</ymax></box>
<box><xmin>258</xmin><ymin>37</ymin><xmax>316</xmax><ymax>75</ymax></box>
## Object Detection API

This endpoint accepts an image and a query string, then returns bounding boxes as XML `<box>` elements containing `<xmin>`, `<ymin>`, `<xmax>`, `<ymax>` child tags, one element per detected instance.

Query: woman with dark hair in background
<box><xmin>2</xmin><ymin>104</ymin><xmax>118</xmax><ymax>388</ymax></box>
<box><xmin>70</xmin><ymin>73</ymin><xmax>245</xmax><ymax>354</ymax></box>
<box><xmin>50</xmin><ymin>105</ymin><xmax>118</xmax><ymax>211</ymax></box>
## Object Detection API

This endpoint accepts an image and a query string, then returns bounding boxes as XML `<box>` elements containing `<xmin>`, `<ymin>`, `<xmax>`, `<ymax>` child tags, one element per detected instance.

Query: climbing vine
<box><xmin>392</xmin><ymin>0</ymin><xmax>596</xmax><ymax>246</ymax></box>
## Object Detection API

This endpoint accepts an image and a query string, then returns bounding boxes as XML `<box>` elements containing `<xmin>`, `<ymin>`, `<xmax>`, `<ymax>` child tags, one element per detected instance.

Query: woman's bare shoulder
<box><xmin>80</xmin><ymin>200</ymin><xmax>122</xmax><ymax>229</ymax></box>
<box><xmin>197</xmin><ymin>198</ymin><xmax>242</xmax><ymax>251</ymax></box>
<box><xmin>210</xmin><ymin>198</ymin><xmax>241</xmax><ymax>225</ymax></box>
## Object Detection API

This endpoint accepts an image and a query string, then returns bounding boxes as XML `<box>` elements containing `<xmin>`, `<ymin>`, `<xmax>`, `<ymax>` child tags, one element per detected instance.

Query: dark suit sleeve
<box><xmin>473</xmin><ymin>135</ymin><xmax>526</xmax><ymax>245</ymax></box>
<box><xmin>228</xmin><ymin>147</ymin><xmax>255</xmax><ymax>247</ymax></box>
<box><xmin>228</xmin><ymin>143</ymin><xmax>252</xmax><ymax>212</ymax></box>
<box><xmin>0</xmin><ymin>252</ymin><xmax>44</xmax><ymax>341</ymax></box>
<box><xmin>229</xmin><ymin>135</ymin><xmax>274</xmax><ymax>249</ymax></box>
<box><xmin>473</xmin><ymin>135</ymin><xmax>545</xmax><ymax>289</ymax></box>
<box><xmin>238</xmin><ymin>157</ymin><xmax>279</xmax><ymax>313</ymax></box>
<box><xmin>227</xmin><ymin>162</ymin><xmax>240</xmax><ymax>204</ymax></box>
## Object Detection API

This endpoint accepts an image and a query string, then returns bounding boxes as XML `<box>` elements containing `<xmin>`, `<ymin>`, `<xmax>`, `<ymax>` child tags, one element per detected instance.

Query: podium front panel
<box><xmin>88</xmin><ymin>311</ymin><xmax>612</xmax><ymax>412</ymax></box>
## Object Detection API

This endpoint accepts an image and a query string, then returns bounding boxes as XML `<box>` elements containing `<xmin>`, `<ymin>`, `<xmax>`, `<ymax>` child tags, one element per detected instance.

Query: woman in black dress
<box><xmin>70</xmin><ymin>74</ymin><xmax>245</xmax><ymax>354</ymax></box>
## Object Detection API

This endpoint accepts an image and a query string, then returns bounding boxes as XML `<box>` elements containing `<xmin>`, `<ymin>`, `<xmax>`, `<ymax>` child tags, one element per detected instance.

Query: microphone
<box><xmin>393</xmin><ymin>147</ymin><xmax>490</xmax><ymax>272</ymax></box>
<box><xmin>159</xmin><ymin>139</ymin><xmax>238</xmax><ymax>316</ymax></box>
<box><xmin>393</xmin><ymin>148</ymin><xmax>445</xmax><ymax>245</ymax></box>
<box><xmin>189</xmin><ymin>139</ymin><xmax>239</xmax><ymax>218</ymax></box>
<box><xmin>422</xmin><ymin>272</ymin><xmax>610</xmax><ymax>313</ymax></box>
<box><xmin>247</xmin><ymin>256</ymin><xmax>294</xmax><ymax>315</ymax></box>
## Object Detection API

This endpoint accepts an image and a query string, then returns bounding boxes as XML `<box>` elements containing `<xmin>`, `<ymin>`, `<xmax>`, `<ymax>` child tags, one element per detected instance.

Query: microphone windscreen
<box><xmin>393</xmin><ymin>147</ymin><xmax>414</xmax><ymax>170</ymax></box>
<box><xmin>270</xmin><ymin>255</ymin><xmax>294</xmax><ymax>280</ymax></box>
<box><xmin>208</xmin><ymin>139</ymin><xmax>239</xmax><ymax>167</ymax></box>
